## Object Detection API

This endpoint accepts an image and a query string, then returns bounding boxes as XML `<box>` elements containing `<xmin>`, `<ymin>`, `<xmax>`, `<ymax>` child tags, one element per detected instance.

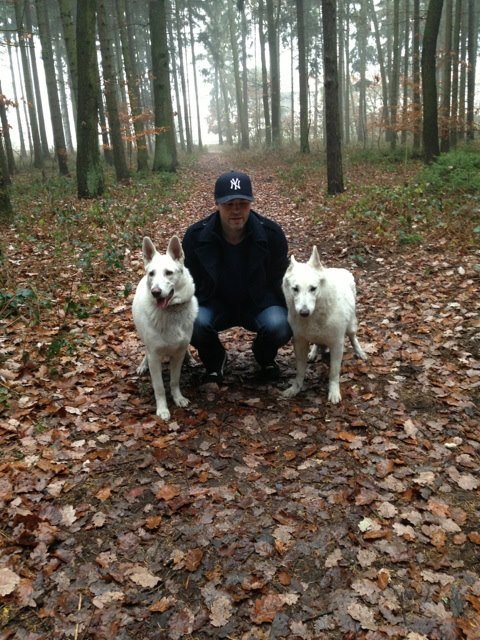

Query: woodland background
<box><xmin>1</xmin><ymin>0</ymin><xmax>480</xmax><ymax>639</ymax></box>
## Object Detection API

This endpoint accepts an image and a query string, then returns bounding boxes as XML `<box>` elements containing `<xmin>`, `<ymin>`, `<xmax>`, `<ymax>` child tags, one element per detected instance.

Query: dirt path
<box><xmin>1</xmin><ymin>152</ymin><xmax>479</xmax><ymax>639</ymax></box>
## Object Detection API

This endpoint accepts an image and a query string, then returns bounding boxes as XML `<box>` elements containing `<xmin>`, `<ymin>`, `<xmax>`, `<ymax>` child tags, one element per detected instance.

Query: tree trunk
<box><xmin>239</xmin><ymin>0</ymin><xmax>250</xmax><ymax>149</ymax></box>
<box><xmin>57</xmin><ymin>0</ymin><xmax>77</xmax><ymax>117</ymax></box>
<box><xmin>187</xmin><ymin>0</ymin><xmax>203</xmax><ymax>149</ymax></box>
<box><xmin>0</xmin><ymin>136</ymin><xmax>13</xmax><ymax>220</ymax></box>
<box><xmin>174</xmin><ymin>1</ymin><xmax>192</xmax><ymax>152</ymax></box>
<box><xmin>357</xmin><ymin>0</ymin><xmax>367</xmax><ymax>147</ymax></box>
<box><xmin>296</xmin><ymin>0</ymin><xmax>310</xmax><ymax>153</ymax></box>
<box><xmin>266</xmin><ymin>0</ymin><xmax>281</xmax><ymax>147</ymax></box>
<box><xmin>440</xmin><ymin>0</ymin><xmax>453</xmax><ymax>151</ymax></box>
<box><xmin>343</xmin><ymin>2</ymin><xmax>351</xmax><ymax>145</ymax></box>
<box><xmin>25</xmin><ymin>1</ymin><xmax>50</xmax><ymax>160</ymax></box>
<box><xmin>401</xmin><ymin>0</ymin><xmax>410</xmax><ymax>146</ymax></box>
<box><xmin>53</xmin><ymin>36</ymin><xmax>74</xmax><ymax>154</ymax></box>
<box><xmin>412</xmin><ymin>0</ymin><xmax>421</xmax><ymax>152</ymax></box>
<box><xmin>14</xmin><ymin>0</ymin><xmax>43</xmax><ymax>168</ymax></box>
<box><xmin>450</xmin><ymin>0</ymin><xmax>462</xmax><ymax>148</ymax></box>
<box><xmin>97</xmin><ymin>0</ymin><xmax>130</xmax><ymax>181</ymax></box>
<box><xmin>322</xmin><ymin>0</ymin><xmax>344</xmax><ymax>194</ymax></box>
<box><xmin>369</xmin><ymin>0</ymin><xmax>389</xmax><ymax>143</ymax></box>
<box><xmin>150</xmin><ymin>0</ymin><xmax>177</xmax><ymax>172</ymax></box>
<box><xmin>0</xmin><ymin>81</ymin><xmax>16</xmax><ymax>174</ymax></box>
<box><xmin>6</xmin><ymin>35</ymin><xmax>27</xmax><ymax>159</ymax></box>
<box><xmin>76</xmin><ymin>0</ymin><xmax>104</xmax><ymax>198</ymax></box>
<box><xmin>116</xmin><ymin>0</ymin><xmax>149</xmax><ymax>171</ymax></box>
<box><xmin>0</xmin><ymin>131</ymin><xmax>12</xmax><ymax>187</ymax></box>
<box><xmin>227</xmin><ymin>0</ymin><xmax>247</xmax><ymax>148</ymax></box>
<box><xmin>422</xmin><ymin>0</ymin><xmax>444</xmax><ymax>163</ymax></box>
<box><xmin>168</xmin><ymin>5</ymin><xmax>186</xmax><ymax>151</ymax></box>
<box><xmin>466</xmin><ymin>0</ymin><xmax>477</xmax><ymax>140</ymax></box>
<box><xmin>258</xmin><ymin>0</ymin><xmax>271</xmax><ymax>147</ymax></box>
<box><xmin>389</xmin><ymin>0</ymin><xmax>400</xmax><ymax>149</ymax></box>
<box><xmin>35</xmin><ymin>0</ymin><xmax>70</xmax><ymax>176</ymax></box>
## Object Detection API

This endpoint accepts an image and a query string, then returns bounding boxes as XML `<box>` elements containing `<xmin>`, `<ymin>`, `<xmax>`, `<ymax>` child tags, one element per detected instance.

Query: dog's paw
<box><xmin>328</xmin><ymin>385</ymin><xmax>341</xmax><ymax>404</ymax></box>
<box><xmin>282</xmin><ymin>385</ymin><xmax>300</xmax><ymax>398</ymax></box>
<box><xmin>173</xmin><ymin>394</ymin><xmax>190</xmax><ymax>408</ymax></box>
<box><xmin>136</xmin><ymin>356</ymin><xmax>149</xmax><ymax>375</ymax></box>
<box><xmin>156</xmin><ymin>406</ymin><xmax>171</xmax><ymax>421</ymax></box>
<box><xmin>357</xmin><ymin>350</ymin><xmax>368</xmax><ymax>361</ymax></box>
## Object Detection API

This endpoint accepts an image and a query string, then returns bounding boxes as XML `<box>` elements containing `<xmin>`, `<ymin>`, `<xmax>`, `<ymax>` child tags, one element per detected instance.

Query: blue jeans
<box><xmin>191</xmin><ymin>301</ymin><xmax>292</xmax><ymax>372</ymax></box>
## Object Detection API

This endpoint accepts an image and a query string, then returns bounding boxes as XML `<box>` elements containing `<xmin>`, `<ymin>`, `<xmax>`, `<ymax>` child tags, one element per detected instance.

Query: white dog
<box><xmin>132</xmin><ymin>235</ymin><xmax>198</xmax><ymax>420</ymax></box>
<box><xmin>282</xmin><ymin>246</ymin><xmax>366</xmax><ymax>403</ymax></box>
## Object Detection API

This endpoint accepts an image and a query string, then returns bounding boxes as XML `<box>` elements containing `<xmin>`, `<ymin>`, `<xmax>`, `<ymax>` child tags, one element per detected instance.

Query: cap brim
<box><xmin>216</xmin><ymin>194</ymin><xmax>254</xmax><ymax>205</ymax></box>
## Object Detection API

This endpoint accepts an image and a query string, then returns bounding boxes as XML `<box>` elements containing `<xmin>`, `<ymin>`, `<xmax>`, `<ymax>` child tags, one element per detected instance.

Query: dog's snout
<box><xmin>300</xmin><ymin>309</ymin><xmax>310</xmax><ymax>318</ymax></box>
<box><xmin>151</xmin><ymin>287</ymin><xmax>163</xmax><ymax>299</ymax></box>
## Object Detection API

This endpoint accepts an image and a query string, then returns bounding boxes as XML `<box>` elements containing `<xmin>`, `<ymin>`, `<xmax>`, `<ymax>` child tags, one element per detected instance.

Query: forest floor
<box><xmin>1</xmin><ymin>148</ymin><xmax>479</xmax><ymax>640</ymax></box>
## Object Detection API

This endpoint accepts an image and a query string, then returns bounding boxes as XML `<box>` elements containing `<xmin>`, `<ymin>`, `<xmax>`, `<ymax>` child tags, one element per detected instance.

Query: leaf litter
<box><xmin>1</xmin><ymin>151</ymin><xmax>479</xmax><ymax>639</ymax></box>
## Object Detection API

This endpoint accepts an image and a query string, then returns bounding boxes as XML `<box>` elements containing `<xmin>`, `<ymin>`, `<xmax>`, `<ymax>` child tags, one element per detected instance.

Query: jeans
<box><xmin>191</xmin><ymin>300</ymin><xmax>292</xmax><ymax>372</ymax></box>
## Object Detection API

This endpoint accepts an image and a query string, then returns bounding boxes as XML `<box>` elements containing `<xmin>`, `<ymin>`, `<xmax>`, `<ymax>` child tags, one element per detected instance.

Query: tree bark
<box><xmin>440</xmin><ymin>0</ymin><xmax>453</xmax><ymax>151</ymax></box>
<box><xmin>369</xmin><ymin>0</ymin><xmax>389</xmax><ymax>143</ymax></box>
<box><xmin>266</xmin><ymin>0</ymin><xmax>281</xmax><ymax>147</ymax></box>
<box><xmin>35</xmin><ymin>0</ymin><xmax>70</xmax><ymax>176</ymax></box>
<box><xmin>174</xmin><ymin>0</ymin><xmax>192</xmax><ymax>152</ymax></box>
<box><xmin>466</xmin><ymin>0</ymin><xmax>477</xmax><ymax>140</ymax></box>
<box><xmin>116</xmin><ymin>0</ymin><xmax>150</xmax><ymax>171</ymax></box>
<box><xmin>57</xmin><ymin>0</ymin><xmax>77</xmax><ymax>117</ymax></box>
<box><xmin>76</xmin><ymin>0</ymin><xmax>104</xmax><ymax>198</ymax></box>
<box><xmin>322</xmin><ymin>0</ymin><xmax>344</xmax><ymax>194</ymax></box>
<box><xmin>14</xmin><ymin>0</ymin><xmax>43</xmax><ymax>168</ymax></box>
<box><xmin>0</xmin><ymin>81</ymin><xmax>16</xmax><ymax>174</ymax></box>
<box><xmin>296</xmin><ymin>0</ymin><xmax>310</xmax><ymax>153</ymax></box>
<box><xmin>389</xmin><ymin>0</ymin><xmax>400</xmax><ymax>149</ymax></box>
<box><xmin>187</xmin><ymin>0</ymin><xmax>204</xmax><ymax>149</ymax></box>
<box><xmin>412</xmin><ymin>0</ymin><xmax>421</xmax><ymax>152</ymax></box>
<box><xmin>97</xmin><ymin>0</ymin><xmax>130</xmax><ymax>181</ymax></box>
<box><xmin>422</xmin><ymin>0</ymin><xmax>444</xmax><ymax>163</ymax></box>
<box><xmin>150</xmin><ymin>0</ymin><xmax>177</xmax><ymax>172</ymax></box>
<box><xmin>258</xmin><ymin>0</ymin><xmax>271</xmax><ymax>147</ymax></box>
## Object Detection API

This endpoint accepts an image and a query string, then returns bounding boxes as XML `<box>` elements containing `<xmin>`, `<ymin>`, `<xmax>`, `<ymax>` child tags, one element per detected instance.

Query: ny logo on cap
<box><xmin>230</xmin><ymin>178</ymin><xmax>241</xmax><ymax>190</ymax></box>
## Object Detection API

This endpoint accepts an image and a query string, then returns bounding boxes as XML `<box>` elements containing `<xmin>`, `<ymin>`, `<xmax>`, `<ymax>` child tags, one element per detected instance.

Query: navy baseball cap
<box><xmin>214</xmin><ymin>170</ymin><xmax>254</xmax><ymax>204</ymax></box>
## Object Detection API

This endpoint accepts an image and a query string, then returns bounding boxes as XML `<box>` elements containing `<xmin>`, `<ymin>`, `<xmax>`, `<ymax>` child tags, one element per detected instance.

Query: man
<box><xmin>182</xmin><ymin>170</ymin><xmax>292</xmax><ymax>382</ymax></box>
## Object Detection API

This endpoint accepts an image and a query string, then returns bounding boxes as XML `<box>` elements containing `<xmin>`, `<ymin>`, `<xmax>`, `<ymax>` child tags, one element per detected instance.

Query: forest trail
<box><xmin>1</xmin><ymin>153</ymin><xmax>479</xmax><ymax>639</ymax></box>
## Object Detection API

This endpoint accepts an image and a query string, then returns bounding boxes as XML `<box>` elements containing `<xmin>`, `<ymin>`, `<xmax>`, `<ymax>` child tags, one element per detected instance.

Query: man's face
<box><xmin>217</xmin><ymin>199</ymin><xmax>252</xmax><ymax>236</ymax></box>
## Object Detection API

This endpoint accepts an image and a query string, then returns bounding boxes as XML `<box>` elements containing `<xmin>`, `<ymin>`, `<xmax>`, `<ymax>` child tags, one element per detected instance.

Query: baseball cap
<box><xmin>214</xmin><ymin>171</ymin><xmax>254</xmax><ymax>204</ymax></box>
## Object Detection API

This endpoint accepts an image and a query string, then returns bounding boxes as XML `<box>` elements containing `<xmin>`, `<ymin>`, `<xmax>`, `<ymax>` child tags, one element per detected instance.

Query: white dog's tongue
<box><xmin>157</xmin><ymin>292</ymin><xmax>173</xmax><ymax>309</ymax></box>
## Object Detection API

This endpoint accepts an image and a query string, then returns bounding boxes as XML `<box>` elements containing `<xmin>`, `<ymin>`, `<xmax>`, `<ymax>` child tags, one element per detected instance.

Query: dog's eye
<box><xmin>164</xmin><ymin>269</ymin><xmax>173</xmax><ymax>276</ymax></box>
<box><xmin>149</xmin><ymin>270</ymin><xmax>155</xmax><ymax>277</ymax></box>
<box><xmin>292</xmin><ymin>286</ymin><xmax>299</xmax><ymax>293</ymax></box>
<box><xmin>309</xmin><ymin>286</ymin><xmax>317</xmax><ymax>292</ymax></box>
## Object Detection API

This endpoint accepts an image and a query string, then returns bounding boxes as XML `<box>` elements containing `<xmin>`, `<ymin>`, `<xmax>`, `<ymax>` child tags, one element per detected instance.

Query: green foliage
<box><xmin>346</xmin><ymin>148</ymin><xmax>480</xmax><ymax>245</ymax></box>
<box><xmin>0</xmin><ymin>287</ymin><xmax>47</xmax><ymax>322</ymax></box>
<box><xmin>418</xmin><ymin>148</ymin><xmax>480</xmax><ymax>195</ymax></box>
<box><xmin>0</xmin><ymin>385</ymin><xmax>10</xmax><ymax>413</ymax></box>
<box><xmin>345</xmin><ymin>146</ymin><xmax>409</xmax><ymax>169</ymax></box>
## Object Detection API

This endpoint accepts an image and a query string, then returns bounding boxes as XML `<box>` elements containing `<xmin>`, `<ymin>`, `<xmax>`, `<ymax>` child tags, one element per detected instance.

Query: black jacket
<box><xmin>182</xmin><ymin>210</ymin><xmax>289</xmax><ymax>311</ymax></box>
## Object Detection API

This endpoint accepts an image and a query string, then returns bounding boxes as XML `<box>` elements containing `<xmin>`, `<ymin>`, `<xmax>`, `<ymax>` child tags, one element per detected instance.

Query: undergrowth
<box><xmin>345</xmin><ymin>147</ymin><xmax>480</xmax><ymax>246</ymax></box>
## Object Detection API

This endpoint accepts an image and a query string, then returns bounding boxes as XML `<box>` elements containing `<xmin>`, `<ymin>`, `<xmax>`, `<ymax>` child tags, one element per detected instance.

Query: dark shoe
<box><xmin>205</xmin><ymin>354</ymin><xmax>227</xmax><ymax>384</ymax></box>
<box><xmin>259</xmin><ymin>361</ymin><xmax>280</xmax><ymax>381</ymax></box>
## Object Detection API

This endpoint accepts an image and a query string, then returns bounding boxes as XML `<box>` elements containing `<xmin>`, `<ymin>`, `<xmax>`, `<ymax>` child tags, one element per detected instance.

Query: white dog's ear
<box><xmin>142</xmin><ymin>236</ymin><xmax>156</xmax><ymax>264</ymax></box>
<box><xmin>308</xmin><ymin>246</ymin><xmax>324</xmax><ymax>270</ymax></box>
<box><xmin>167</xmin><ymin>235</ymin><xmax>184</xmax><ymax>263</ymax></box>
